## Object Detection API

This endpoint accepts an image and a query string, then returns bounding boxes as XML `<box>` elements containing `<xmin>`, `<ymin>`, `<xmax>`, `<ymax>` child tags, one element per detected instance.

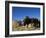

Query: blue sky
<box><xmin>12</xmin><ymin>7</ymin><xmax>40</xmax><ymax>21</ymax></box>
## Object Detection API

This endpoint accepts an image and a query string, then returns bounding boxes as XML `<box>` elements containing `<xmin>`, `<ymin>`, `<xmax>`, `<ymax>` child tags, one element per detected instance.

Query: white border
<box><xmin>9</xmin><ymin>3</ymin><xmax>43</xmax><ymax>35</ymax></box>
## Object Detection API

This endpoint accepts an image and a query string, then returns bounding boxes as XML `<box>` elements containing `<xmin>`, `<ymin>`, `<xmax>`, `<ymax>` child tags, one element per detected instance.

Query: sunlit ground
<box><xmin>12</xmin><ymin>22</ymin><xmax>40</xmax><ymax>31</ymax></box>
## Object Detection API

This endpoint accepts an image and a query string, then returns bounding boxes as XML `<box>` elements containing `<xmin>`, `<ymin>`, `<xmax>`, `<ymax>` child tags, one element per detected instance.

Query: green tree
<box><xmin>23</xmin><ymin>16</ymin><xmax>30</xmax><ymax>28</ymax></box>
<box><xmin>33</xmin><ymin>18</ymin><xmax>40</xmax><ymax>28</ymax></box>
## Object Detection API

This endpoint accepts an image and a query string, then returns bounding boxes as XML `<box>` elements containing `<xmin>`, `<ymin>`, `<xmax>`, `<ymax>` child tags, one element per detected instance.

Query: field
<box><xmin>12</xmin><ymin>20</ymin><xmax>40</xmax><ymax>31</ymax></box>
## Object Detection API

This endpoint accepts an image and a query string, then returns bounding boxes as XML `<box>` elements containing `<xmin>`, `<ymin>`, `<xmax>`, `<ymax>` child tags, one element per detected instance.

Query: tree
<box><xmin>23</xmin><ymin>16</ymin><xmax>30</xmax><ymax>28</ymax></box>
<box><xmin>33</xmin><ymin>18</ymin><xmax>40</xmax><ymax>28</ymax></box>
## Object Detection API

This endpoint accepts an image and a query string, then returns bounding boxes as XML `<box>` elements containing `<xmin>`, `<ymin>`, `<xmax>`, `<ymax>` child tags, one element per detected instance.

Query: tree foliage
<box><xmin>23</xmin><ymin>16</ymin><xmax>30</xmax><ymax>25</ymax></box>
<box><xmin>23</xmin><ymin>16</ymin><xmax>40</xmax><ymax>28</ymax></box>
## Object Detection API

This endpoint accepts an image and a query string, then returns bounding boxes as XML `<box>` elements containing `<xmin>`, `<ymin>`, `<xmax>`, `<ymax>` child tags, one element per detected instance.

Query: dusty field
<box><xmin>12</xmin><ymin>23</ymin><xmax>40</xmax><ymax>31</ymax></box>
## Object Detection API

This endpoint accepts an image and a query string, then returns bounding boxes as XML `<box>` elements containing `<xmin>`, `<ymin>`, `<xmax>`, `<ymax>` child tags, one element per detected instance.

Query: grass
<box><xmin>12</xmin><ymin>23</ymin><xmax>40</xmax><ymax>31</ymax></box>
